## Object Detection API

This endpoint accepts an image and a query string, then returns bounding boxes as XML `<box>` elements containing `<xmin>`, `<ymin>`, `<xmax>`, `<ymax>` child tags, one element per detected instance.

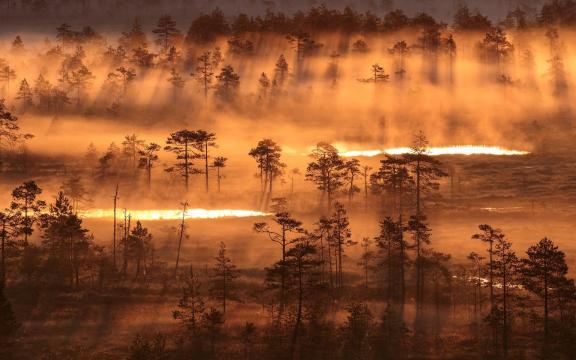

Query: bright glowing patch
<box><xmin>339</xmin><ymin>145</ymin><xmax>529</xmax><ymax>157</ymax></box>
<box><xmin>80</xmin><ymin>209</ymin><xmax>270</xmax><ymax>220</ymax></box>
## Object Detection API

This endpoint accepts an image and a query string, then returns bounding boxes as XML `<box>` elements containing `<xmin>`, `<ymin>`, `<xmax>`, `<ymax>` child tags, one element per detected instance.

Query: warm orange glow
<box><xmin>80</xmin><ymin>209</ymin><xmax>271</xmax><ymax>220</ymax></box>
<box><xmin>339</xmin><ymin>145</ymin><xmax>530</xmax><ymax>157</ymax></box>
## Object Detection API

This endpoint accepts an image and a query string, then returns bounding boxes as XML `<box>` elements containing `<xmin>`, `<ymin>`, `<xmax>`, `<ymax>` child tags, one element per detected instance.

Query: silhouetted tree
<box><xmin>11</xmin><ymin>181</ymin><xmax>45</xmax><ymax>245</ymax></box>
<box><xmin>191</xmin><ymin>130</ymin><xmax>217</xmax><ymax>193</ymax></box>
<box><xmin>0</xmin><ymin>208</ymin><xmax>17</xmax><ymax>284</ymax></box>
<box><xmin>215</xmin><ymin>65</ymin><xmax>240</xmax><ymax>102</ymax></box>
<box><xmin>174</xmin><ymin>201</ymin><xmax>188</xmax><ymax>276</ymax></box>
<box><xmin>521</xmin><ymin>237</ymin><xmax>569</xmax><ymax>345</ymax></box>
<box><xmin>61</xmin><ymin>173</ymin><xmax>90</xmax><ymax>212</ymax></box>
<box><xmin>173</xmin><ymin>267</ymin><xmax>205</xmax><ymax>336</ymax></box>
<box><xmin>185</xmin><ymin>8</ymin><xmax>229</xmax><ymax>44</ymax></box>
<box><xmin>258</xmin><ymin>72</ymin><xmax>271</xmax><ymax>102</ymax></box>
<box><xmin>165</xmin><ymin>130</ymin><xmax>200</xmax><ymax>191</ymax></box>
<box><xmin>119</xmin><ymin>18</ymin><xmax>148</xmax><ymax>51</ymax></box>
<box><xmin>389</xmin><ymin>41</ymin><xmax>409</xmax><ymax>80</ymax></box>
<box><xmin>11</xmin><ymin>35</ymin><xmax>24</xmax><ymax>54</ymax></box>
<box><xmin>285</xmin><ymin>240</ymin><xmax>322</xmax><ymax>359</ymax></box>
<box><xmin>468</xmin><ymin>252</ymin><xmax>485</xmax><ymax>320</ymax></box>
<box><xmin>195</xmin><ymin>51</ymin><xmax>215</xmax><ymax>103</ymax></box>
<box><xmin>329</xmin><ymin>202</ymin><xmax>354</xmax><ymax>289</ymax></box>
<box><xmin>168</xmin><ymin>68</ymin><xmax>185</xmax><ymax>97</ymax></box>
<box><xmin>122</xmin><ymin>133</ymin><xmax>145</xmax><ymax>173</ymax></box>
<box><xmin>254</xmin><ymin>211</ymin><xmax>305</xmax><ymax>312</ymax></box>
<box><xmin>352</xmin><ymin>39</ymin><xmax>369</xmax><ymax>52</ymax></box>
<box><xmin>376</xmin><ymin>217</ymin><xmax>406</xmax><ymax>307</ymax></box>
<box><xmin>343</xmin><ymin>158</ymin><xmax>361</xmax><ymax>203</ymax></box>
<box><xmin>408</xmin><ymin>214</ymin><xmax>432</xmax><ymax>322</ymax></box>
<box><xmin>472</xmin><ymin>224</ymin><xmax>505</xmax><ymax>309</ymax></box>
<box><xmin>210</xmin><ymin>242</ymin><xmax>237</xmax><ymax>315</ymax></box>
<box><xmin>33</xmin><ymin>74</ymin><xmax>52</xmax><ymax>110</ymax></box>
<box><xmin>359</xmin><ymin>63</ymin><xmax>390</xmax><ymax>83</ymax></box>
<box><xmin>153</xmin><ymin>14</ymin><xmax>181</xmax><ymax>52</ymax></box>
<box><xmin>138</xmin><ymin>143</ymin><xmax>160</xmax><ymax>189</ymax></box>
<box><xmin>443</xmin><ymin>34</ymin><xmax>457</xmax><ymax>84</ymax></box>
<box><xmin>453</xmin><ymin>5</ymin><xmax>492</xmax><ymax>31</ymax></box>
<box><xmin>0</xmin><ymin>59</ymin><xmax>16</xmax><ymax>94</ymax></box>
<box><xmin>131</xmin><ymin>47</ymin><xmax>156</xmax><ymax>68</ymax></box>
<box><xmin>383</xmin><ymin>9</ymin><xmax>409</xmax><ymax>32</ymax></box>
<box><xmin>491</xmin><ymin>229</ymin><xmax>517</xmax><ymax>356</ymax></box>
<box><xmin>403</xmin><ymin>131</ymin><xmax>447</xmax><ymax>216</ymax></box>
<box><xmin>306</xmin><ymin>142</ymin><xmax>346</xmax><ymax>208</ymax></box>
<box><xmin>128</xmin><ymin>221</ymin><xmax>152</xmax><ymax>279</ymax></box>
<box><xmin>15</xmin><ymin>79</ymin><xmax>33</xmax><ymax>109</ymax></box>
<box><xmin>478</xmin><ymin>28</ymin><xmax>514</xmax><ymax>78</ymax></box>
<box><xmin>40</xmin><ymin>191</ymin><xmax>91</xmax><ymax>287</ymax></box>
<box><xmin>272</xmin><ymin>54</ymin><xmax>289</xmax><ymax>94</ymax></box>
<box><xmin>0</xmin><ymin>100</ymin><xmax>32</xmax><ymax>166</ymax></box>
<box><xmin>212</xmin><ymin>156</ymin><xmax>227</xmax><ymax>193</ymax></box>
<box><xmin>359</xmin><ymin>237</ymin><xmax>373</xmax><ymax>289</ymax></box>
<box><xmin>249</xmin><ymin>139</ymin><xmax>285</xmax><ymax>207</ymax></box>
<box><xmin>287</xmin><ymin>31</ymin><xmax>323</xmax><ymax>62</ymax></box>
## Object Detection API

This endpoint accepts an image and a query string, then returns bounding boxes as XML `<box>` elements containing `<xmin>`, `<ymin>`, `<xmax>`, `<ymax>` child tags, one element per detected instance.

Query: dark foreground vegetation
<box><xmin>0</xmin><ymin>130</ymin><xmax>575</xmax><ymax>360</ymax></box>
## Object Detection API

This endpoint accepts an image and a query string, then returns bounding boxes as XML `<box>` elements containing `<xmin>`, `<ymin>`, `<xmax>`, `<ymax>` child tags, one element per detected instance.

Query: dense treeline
<box><xmin>1</xmin><ymin>2</ymin><xmax>572</xmax><ymax>125</ymax></box>
<box><xmin>0</xmin><ymin>7</ymin><xmax>568</xmax><ymax>118</ymax></box>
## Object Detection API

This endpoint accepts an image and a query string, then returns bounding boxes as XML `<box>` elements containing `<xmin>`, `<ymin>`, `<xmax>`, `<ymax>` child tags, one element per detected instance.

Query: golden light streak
<box><xmin>339</xmin><ymin>145</ymin><xmax>530</xmax><ymax>157</ymax></box>
<box><xmin>80</xmin><ymin>209</ymin><xmax>271</xmax><ymax>220</ymax></box>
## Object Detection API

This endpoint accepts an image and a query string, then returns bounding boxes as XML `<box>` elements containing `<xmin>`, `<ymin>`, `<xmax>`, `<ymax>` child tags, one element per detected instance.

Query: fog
<box><xmin>2</xmin><ymin>4</ymin><xmax>576</xmax><ymax>359</ymax></box>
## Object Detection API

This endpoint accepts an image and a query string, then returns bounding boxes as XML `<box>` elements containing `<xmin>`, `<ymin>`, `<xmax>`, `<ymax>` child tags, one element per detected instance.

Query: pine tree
<box><xmin>195</xmin><ymin>51</ymin><xmax>215</xmax><ymax>103</ymax></box>
<box><xmin>210</xmin><ymin>242</ymin><xmax>237</xmax><ymax>315</ymax></box>
<box><xmin>272</xmin><ymin>54</ymin><xmax>289</xmax><ymax>94</ymax></box>
<box><xmin>258</xmin><ymin>72</ymin><xmax>270</xmax><ymax>101</ymax></box>
<box><xmin>11</xmin><ymin>35</ymin><xmax>24</xmax><ymax>54</ymax></box>
<box><xmin>306</xmin><ymin>142</ymin><xmax>346</xmax><ymax>208</ymax></box>
<box><xmin>164</xmin><ymin>130</ymin><xmax>201</xmax><ymax>191</ymax></box>
<box><xmin>153</xmin><ymin>15</ymin><xmax>181</xmax><ymax>52</ymax></box>
<box><xmin>191</xmin><ymin>130</ymin><xmax>217</xmax><ymax>193</ymax></box>
<box><xmin>521</xmin><ymin>238</ymin><xmax>569</xmax><ymax>344</ymax></box>
<box><xmin>491</xmin><ymin>230</ymin><xmax>517</xmax><ymax>356</ymax></box>
<box><xmin>472</xmin><ymin>224</ymin><xmax>505</xmax><ymax>309</ymax></box>
<box><xmin>173</xmin><ymin>267</ymin><xmax>205</xmax><ymax>335</ymax></box>
<box><xmin>212</xmin><ymin>156</ymin><xmax>227</xmax><ymax>193</ymax></box>
<box><xmin>343</xmin><ymin>158</ymin><xmax>361</xmax><ymax>203</ymax></box>
<box><xmin>215</xmin><ymin>65</ymin><xmax>240</xmax><ymax>102</ymax></box>
<box><xmin>254</xmin><ymin>211</ymin><xmax>305</xmax><ymax>312</ymax></box>
<box><xmin>16</xmin><ymin>79</ymin><xmax>33</xmax><ymax>109</ymax></box>
<box><xmin>119</xmin><ymin>18</ymin><xmax>148</xmax><ymax>51</ymax></box>
<box><xmin>329</xmin><ymin>202</ymin><xmax>354</xmax><ymax>289</ymax></box>
<box><xmin>11</xmin><ymin>181</ymin><xmax>46</xmax><ymax>245</ymax></box>
<box><xmin>128</xmin><ymin>221</ymin><xmax>152</xmax><ymax>279</ymax></box>
<box><xmin>138</xmin><ymin>143</ymin><xmax>160</xmax><ymax>189</ymax></box>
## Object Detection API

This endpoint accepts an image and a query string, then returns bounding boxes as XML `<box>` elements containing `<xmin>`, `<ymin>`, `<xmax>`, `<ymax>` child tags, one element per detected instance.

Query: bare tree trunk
<box><xmin>174</xmin><ymin>202</ymin><xmax>188</xmax><ymax>277</ymax></box>
<box><xmin>113</xmin><ymin>184</ymin><xmax>118</xmax><ymax>270</ymax></box>
<box><xmin>217</xmin><ymin>167</ymin><xmax>221</xmax><ymax>193</ymax></box>
<box><xmin>290</xmin><ymin>256</ymin><xmax>303</xmax><ymax>360</ymax></box>
<box><xmin>184</xmin><ymin>141</ymin><xmax>189</xmax><ymax>192</ymax></box>
<box><xmin>122</xmin><ymin>210</ymin><xmax>128</xmax><ymax>276</ymax></box>
<box><xmin>204</xmin><ymin>141</ymin><xmax>209</xmax><ymax>193</ymax></box>
<box><xmin>1</xmin><ymin>220</ymin><xmax>6</xmax><ymax>285</ymax></box>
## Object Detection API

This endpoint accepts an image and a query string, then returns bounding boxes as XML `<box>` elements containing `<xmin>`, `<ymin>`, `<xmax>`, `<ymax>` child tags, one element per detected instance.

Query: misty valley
<box><xmin>1</xmin><ymin>1</ymin><xmax>576</xmax><ymax>359</ymax></box>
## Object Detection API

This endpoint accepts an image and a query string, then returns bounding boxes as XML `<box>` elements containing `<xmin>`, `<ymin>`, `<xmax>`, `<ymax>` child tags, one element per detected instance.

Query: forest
<box><xmin>1</xmin><ymin>0</ymin><xmax>576</xmax><ymax>359</ymax></box>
